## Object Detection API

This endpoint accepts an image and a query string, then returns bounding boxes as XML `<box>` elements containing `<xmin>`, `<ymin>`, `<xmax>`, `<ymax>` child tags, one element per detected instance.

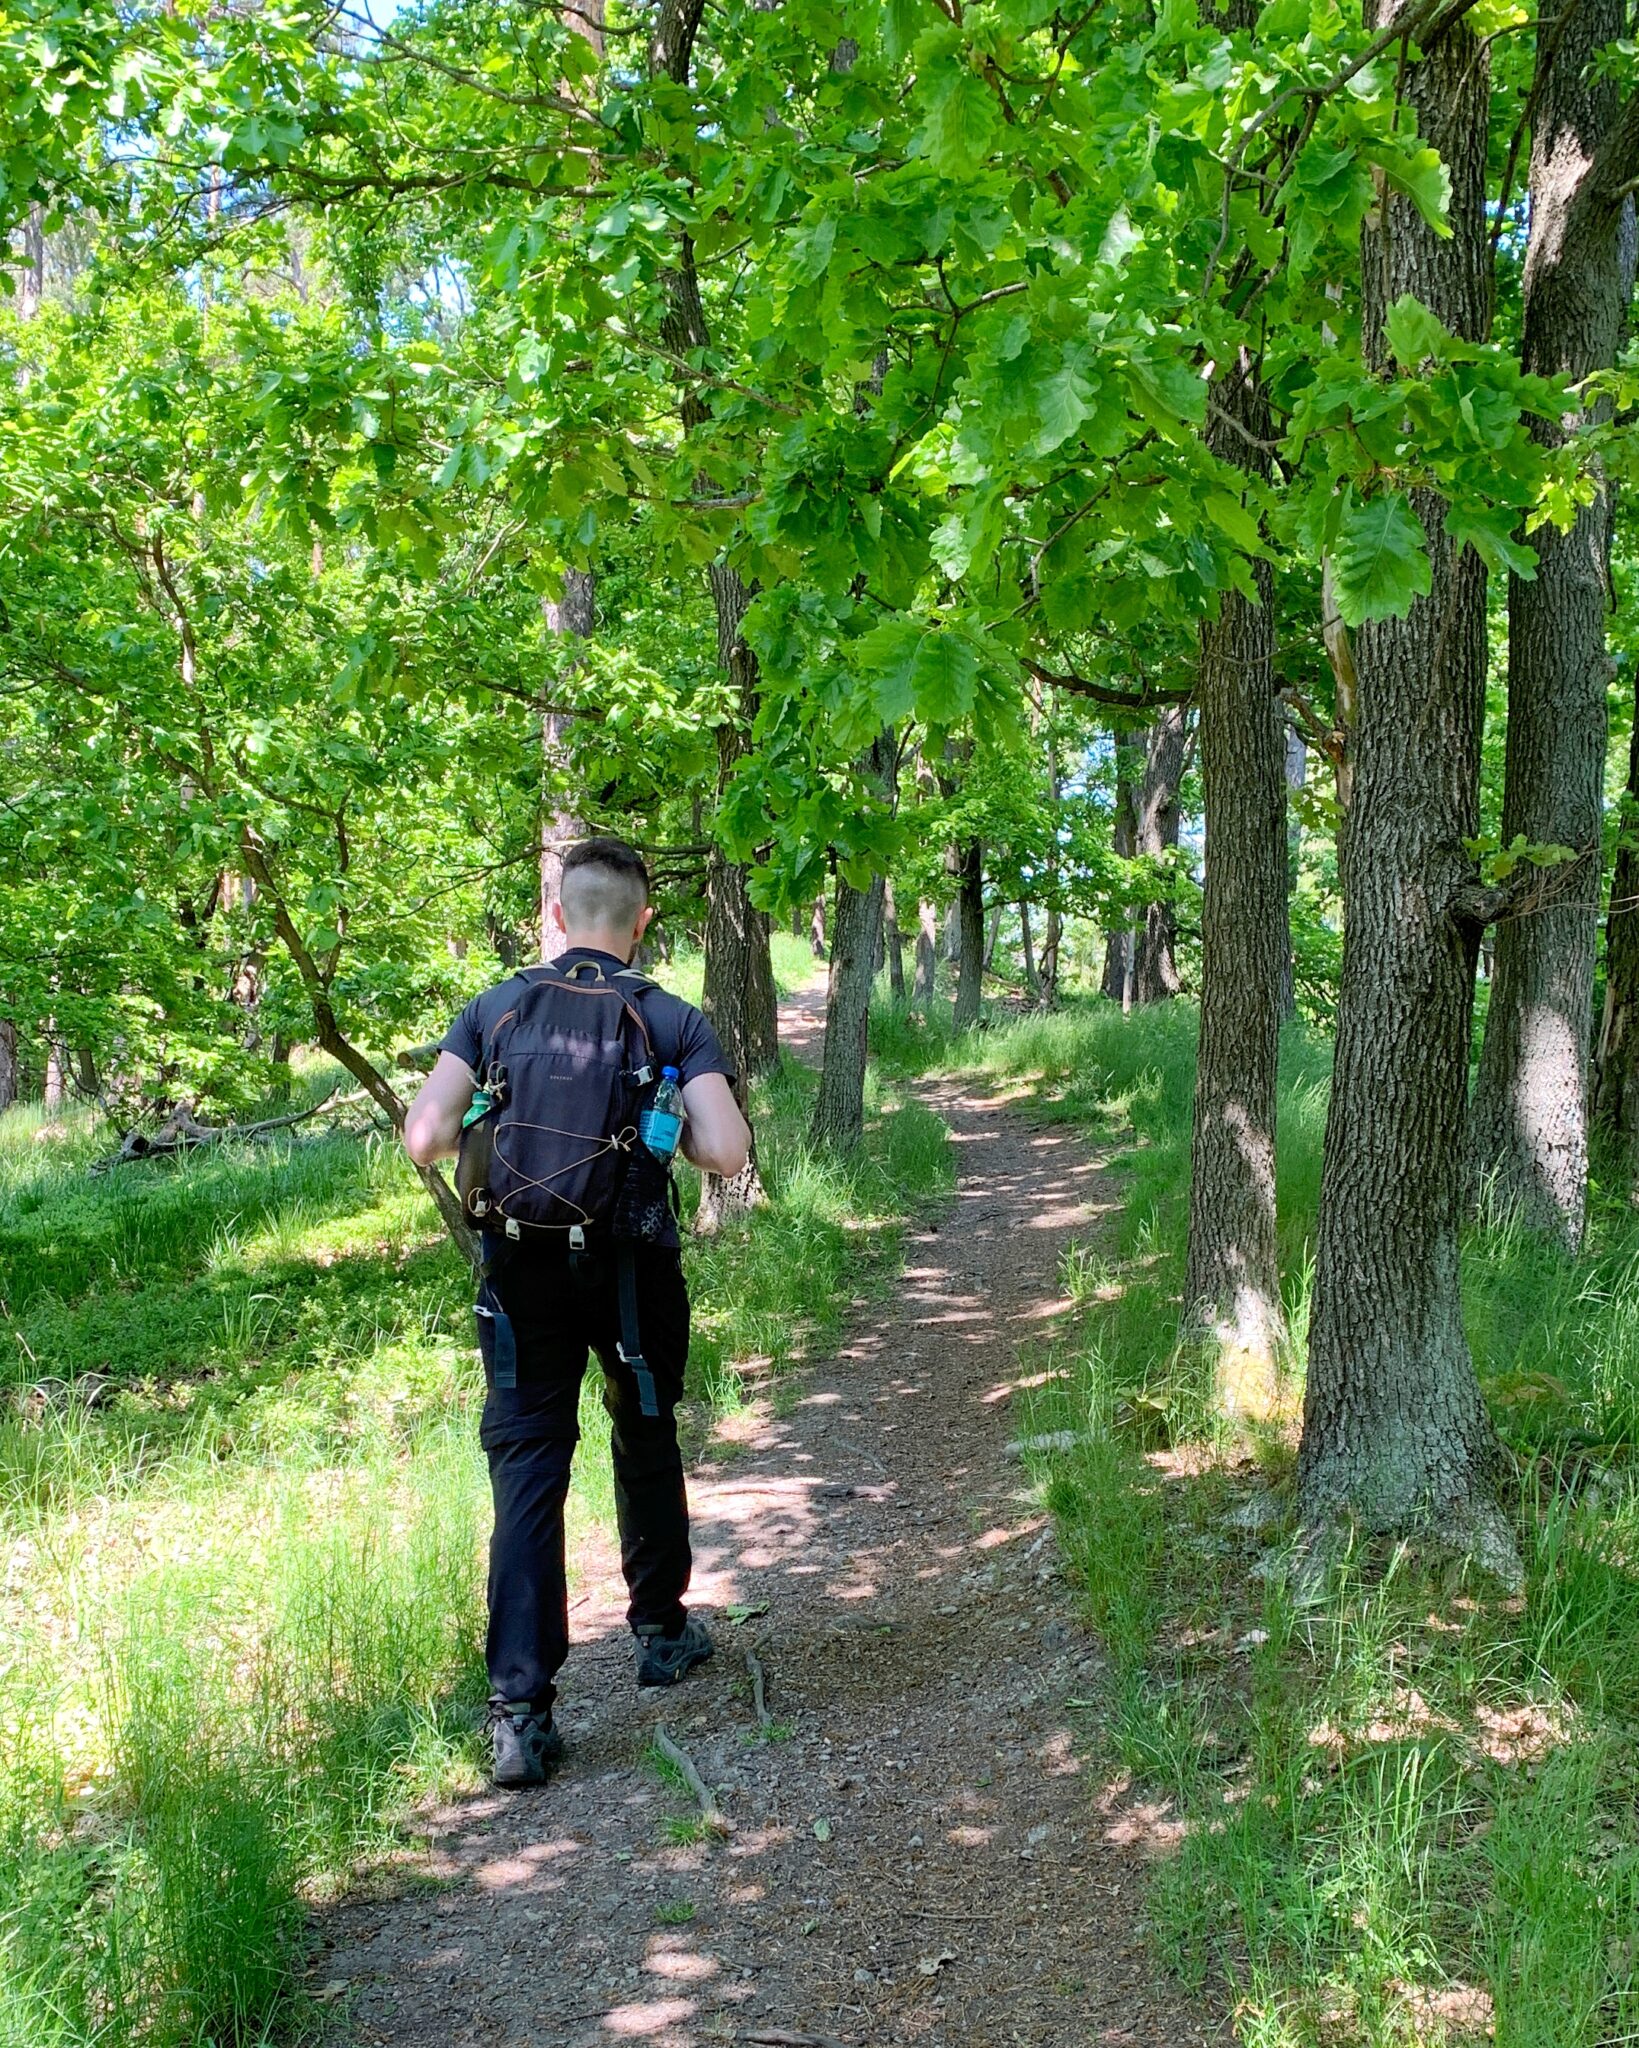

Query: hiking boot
<box><xmin>486</xmin><ymin>1699</ymin><xmax>564</xmax><ymax>1789</ymax></box>
<box><xmin>635</xmin><ymin>1614</ymin><xmax>715</xmax><ymax>1688</ymax></box>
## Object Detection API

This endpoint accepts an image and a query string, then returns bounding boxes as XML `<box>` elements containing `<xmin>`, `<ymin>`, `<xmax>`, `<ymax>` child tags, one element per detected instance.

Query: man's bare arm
<box><xmin>403</xmin><ymin>1052</ymin><xmax>477</xmax><ymax>1166</ymax></box>
<box><xmin>679</xmin><ymin>1072</ymin><xmax>751</xmax><ymax>1178</ymax></box>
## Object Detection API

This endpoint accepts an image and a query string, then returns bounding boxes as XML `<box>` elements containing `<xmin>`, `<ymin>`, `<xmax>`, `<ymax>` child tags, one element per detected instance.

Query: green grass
<box><xmin>0</xmin><ymin>960</ymin><xmax>950</xmax><ymax>2048</ymax></box>
<box><xmin>885</xmin><ymin>990</ymin><xmax>1639</xmax><ymax>2048</ymax></box>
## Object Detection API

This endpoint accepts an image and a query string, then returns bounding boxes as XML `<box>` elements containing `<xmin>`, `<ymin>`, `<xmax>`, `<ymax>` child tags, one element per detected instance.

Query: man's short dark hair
<box><xmin>560</xmin><ymin>836</ymin><xmax>650</xmax><ymax>931</ymax></box>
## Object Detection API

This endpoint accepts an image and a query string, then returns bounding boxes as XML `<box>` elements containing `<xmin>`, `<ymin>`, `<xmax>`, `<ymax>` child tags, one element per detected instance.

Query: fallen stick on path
<box><xmin>745</xmin><ymin>1648</ymin><xmax>774</xmax><ymax>1732</ymax></box>
<box><xmin>653</xmin><ymin>1725</ymin><xmax>729</xmax><ymax>1833</ymax></box>
<box><xmin>743</xmin><ymin>2032</ymin><xmax>851</xmax><ymax>2048</ymax></box>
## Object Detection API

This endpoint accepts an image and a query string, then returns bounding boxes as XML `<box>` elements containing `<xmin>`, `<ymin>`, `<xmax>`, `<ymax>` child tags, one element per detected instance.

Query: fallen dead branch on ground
<box><xmin>746</xmin><ymin>1647</ymin><xmax>774</xmax><ymax>1732</ymax></box>
<box><xmin>653</xmin><ymin>1724</ymin><xmax>729</xmax><ymax>1834</ymax></box>
<box><xmin>88</xmin><ymin>1090</ymin><xmax>377</xmax><ymax>1173</ymax></box>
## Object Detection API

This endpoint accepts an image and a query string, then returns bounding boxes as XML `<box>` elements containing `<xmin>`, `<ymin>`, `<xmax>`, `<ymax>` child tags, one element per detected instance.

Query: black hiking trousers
<box><xmin>477</xmin><ymin>1246</ymin><xmax>692</xmax><ymax>1713</ymax></box>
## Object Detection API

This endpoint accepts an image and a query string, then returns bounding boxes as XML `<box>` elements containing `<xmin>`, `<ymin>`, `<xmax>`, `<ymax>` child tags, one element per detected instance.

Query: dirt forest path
<box><xmin>317</xmin><ymin>984</ymin><xmax>1221</xmax><ymax>2048</ymax></box>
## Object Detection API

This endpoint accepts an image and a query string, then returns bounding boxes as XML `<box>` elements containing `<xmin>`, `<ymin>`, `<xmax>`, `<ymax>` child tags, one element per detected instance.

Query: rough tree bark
<box><xmin>1596</xmin><ymin>716</ymin><xmax>1639</xmax><ymax>1163</ymax></box>
<box><xmin>913</xmin><ymin>900</ymin><xmax>938</xmax><ymax>1010</ymax></box>
<box><xmin>696</xmin><ymin>570</ymin><xmax>778</xmax><ymax>1232</ymax></box>
<box><xmin>1469</xmin><ymin>18</ymin><xmax>1639</xmax><ymax>1246</ymax></box>
<box><xmin>811</xmin><ymin>735</ymin><xmax>895</xmax><ymax>1153</ymax></box>
<box><xmin>0</xmin><ymin>1020</ymin><xmax>15</xmax><ymax>1113</ymax></box>
<box><xmin>952</xmin><ymin>840</ymin><xmax>985</xmax><ymax>1029</ymax></box>
<box><xmin>1185</xmin><ymin>349</ymin><xmax>1287</xmax><ymax>1421</ymax></box>
<box><xmin>1301</xmin><ymin>0</ymin><xmax>1513</xmax><ymax>1573</ymax></box>
<box><xmin>1133</xmin><ymin>707</ymin><xmax>1188</xmax><ymax>1002</ymax></box>
<box><xmin>810</xmin><ymin>895</ymin><xmax>828</xmax><ymax>959</ymax></box>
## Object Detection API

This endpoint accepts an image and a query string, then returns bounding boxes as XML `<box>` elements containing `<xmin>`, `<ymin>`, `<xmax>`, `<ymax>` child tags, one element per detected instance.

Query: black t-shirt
<box><xmin>438</xmin><ymin>950</ymin><xmax>736</xmax><ymax>1087</ymax></box>
<box><xmin>437</xmin><ymin>950</ymin><xmax>736</xmax><ymax>1254</ymax></box>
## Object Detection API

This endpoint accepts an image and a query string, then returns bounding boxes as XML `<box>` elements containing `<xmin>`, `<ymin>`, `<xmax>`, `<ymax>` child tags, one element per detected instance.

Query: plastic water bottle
<box><xmin>639</xmin><ymin>1067</ymin><xmax>684</xmax><ymax>1163</ymax></box>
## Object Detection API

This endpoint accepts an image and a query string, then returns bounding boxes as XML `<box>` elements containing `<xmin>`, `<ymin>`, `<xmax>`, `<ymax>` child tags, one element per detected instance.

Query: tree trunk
<box><xmin>1186</xmin><ymin>350</ymin><xmax>1287</xmax><ymax>1423</ymax></box>
<box><xmin>810</xmin><ymin>894</ymin><xmax>828</xmax><ymax>959</ymax></box>
<box><xmin>43</xmin><ymin>1036</ymin><xmax>64</xmax><ymax>1115</ymax></box>
<box><xmin>952</xmin><ymin>840</ymin><xmax>984</xmax><ymax>1029</ymax></box>
<box><xmin>1596</xmin><ymin>716</ymin><xmax>1639</xmax><ymax>1162</ymax></box>
<box><xmin>697</xmin><ymin>570</ymin><xmax>778</xmax><ymax>1231</ymax></box>
<box><xmin>1282</xmin><ymin>723</ymin><xmax>1306</xmax><ymax>1020</ymax></box>
<box><xmin>811</xmin><ymin>737</ymin><xmax>895</xmax><ymax>1153</ymax></box>
<box><xmin>0</xmin><ymin>1020</ymin><xmax>16</xmax><ymax>1113</ymax></box>
<box><xmin>1133</xmin><ymin>707</ymin><xmax>1188</xmax><ymax>1003</ymax></box>
<box><xmin>884</xmin><ymin>878</ymin><xmax>906</xmax><ymax>1003</ymax></box>
<box><xmin>1300</xmin><ymin>1</ymin><xmax>1512</xmax><ymax>1572</ymax></box>
<box><xmin>1039</xmin><ymin>746</ymin><xmax>1062</xmax><ymax>1010</ymax></box>
<box><xmin>1019</xmin><ymin>901</ymin><xmax>1039</xmax><ymax>1001</ymax></box>
<box><xmin>1102</xmin><ymin>736</ymin><xmax>1139</xmax><ymax>1000</ymax></box>
<box><xmin>1039</xmin><ymin>906</ymin><xmax>1062</xmax><ymax>1009</ymax></box>
<box><xmin>541</xmin><ymin>570</ymin><xmax>594</xmax><ymax>962</ymax></box>
<box><xmin>982</xmin><ymin>903</ymin><xmax>1002</xmax><ymax>974</ymax></box>
<box><xmin>913</xmin><ymin>899</ymin><xmax>938</xmax><ymax>1010</ymax></box>
<box><xmin>17</xmin><ymin>202</ymin><xmax>44</xmax><ymax>321</ymax></box>
<box><xmin>1468</xmin><ymin>12</ymin><xmax>1638</xmax><ymax>1247</ymax></box>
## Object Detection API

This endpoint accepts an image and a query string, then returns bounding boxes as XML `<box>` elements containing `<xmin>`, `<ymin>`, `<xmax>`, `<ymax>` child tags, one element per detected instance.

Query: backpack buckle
<box><xmin>569</xmin><ymin>1224</ymin><xmax>586</xmax><ymax>1251</ymax></box>
<box><xmin>630</xmin><ymin>1063</ymin><xmax>654</xmax><ymax>1087</ymax></box>
<box><xmin>505</xmin><ymin>1217</ymin><xmax>521</xmax><ymax>1241</ymax></box>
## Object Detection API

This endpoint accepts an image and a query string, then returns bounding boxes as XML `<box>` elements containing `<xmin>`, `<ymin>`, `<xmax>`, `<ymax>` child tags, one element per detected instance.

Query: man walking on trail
<box><xmin>404</xmin><ymin>837</ymin><xmax>750</xmax><ymax>1787</ymax></box>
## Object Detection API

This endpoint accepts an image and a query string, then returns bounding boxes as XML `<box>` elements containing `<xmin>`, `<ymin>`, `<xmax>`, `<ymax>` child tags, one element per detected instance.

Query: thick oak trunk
<box><xmin>1469</xmin><ymin>7</ymin><xmax>1638</xmax><ymax>1246</ymax></box>
<box><xmin>810</xmin><ymin>871</ymin><xmax>885</xmax><ymax>1153</ymax></box>
<box><xmin>1185</xmin><ymin>352</ymin><xmax>1286</xmax><ymax>1420</ymax></box>
<box><xmin>1301</xmin><ymin>2</ymin><xmax>1511</xmax><ymax>1570</ymax></box>
<box><xmin>952</xmin><ymin>840</ymin><xmax>984</xmax><ymax>1029</ymax></box>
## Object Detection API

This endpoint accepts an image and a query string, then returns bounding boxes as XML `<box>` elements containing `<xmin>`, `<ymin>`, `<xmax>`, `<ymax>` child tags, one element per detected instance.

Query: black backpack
<box><xmin>456</xmin><ymin>959</ymin><xmax>674</xmax><ymax>1250</ymax></box>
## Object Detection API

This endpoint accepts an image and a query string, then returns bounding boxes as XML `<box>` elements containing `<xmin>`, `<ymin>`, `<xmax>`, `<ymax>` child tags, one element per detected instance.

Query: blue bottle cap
<box><xmin>662</xmin><ymin>1065</ymin><xmax>680</xmax><ymax>1079</ymax></box>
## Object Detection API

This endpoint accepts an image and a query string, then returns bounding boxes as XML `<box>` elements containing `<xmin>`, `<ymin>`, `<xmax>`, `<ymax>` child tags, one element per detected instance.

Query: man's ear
<box><xmin>635</xmin><ymin>904</ymin><xmax>657</xmax><ymax>943</ymax></box>
<box><xmin>551</xmin><ymin>900</ymin><xmax>568</xmax><ymax>935</ymax></box>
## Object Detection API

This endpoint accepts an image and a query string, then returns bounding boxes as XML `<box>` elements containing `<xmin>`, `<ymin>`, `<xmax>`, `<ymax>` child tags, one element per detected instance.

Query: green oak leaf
<box><xmin>1382</xmin><ymin>294</ymin><xmax>1451</xmax><ymax>370</ymax></box>
<box><xmin>1331</xmin><ymin>491</ymin><xmax>1432</xmax><ymax>624</ymax></box>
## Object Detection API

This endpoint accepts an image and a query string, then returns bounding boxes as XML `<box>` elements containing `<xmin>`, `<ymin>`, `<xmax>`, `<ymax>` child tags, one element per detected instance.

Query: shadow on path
<box><xmin>315</xmin><ymin>988</ymin><xmax>1220</xmax><ymax>2048</ymax></box>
